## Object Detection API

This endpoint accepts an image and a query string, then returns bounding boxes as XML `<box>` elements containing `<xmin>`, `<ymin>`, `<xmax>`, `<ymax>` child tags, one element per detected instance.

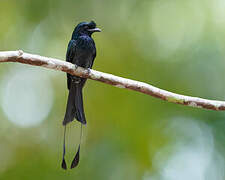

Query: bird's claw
<box><xmin>87</xmin><ymin>68</ymin><xmax>91</xmax><ymax>75</ymax></box>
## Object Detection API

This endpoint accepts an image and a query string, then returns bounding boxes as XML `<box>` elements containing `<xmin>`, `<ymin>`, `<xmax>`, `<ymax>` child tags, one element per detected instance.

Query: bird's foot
<box><xmin>87</xmin><ymin>68</ymin><xmax>91</xmax><ymax>75</ymax></box>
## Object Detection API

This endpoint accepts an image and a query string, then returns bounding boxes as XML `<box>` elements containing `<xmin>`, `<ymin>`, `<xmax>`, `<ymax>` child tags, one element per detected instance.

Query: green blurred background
<box><xmin>0</xmin><ymin>0</ymin><xmax>224</xmax><ymax>179</ymax></box>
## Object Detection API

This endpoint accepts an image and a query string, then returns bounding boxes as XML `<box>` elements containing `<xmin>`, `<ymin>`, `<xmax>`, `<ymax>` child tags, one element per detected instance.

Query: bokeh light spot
<box><xmin>144</xmin><ymin>118</ymin><xmax>225</xmax><ymax>180</ymax></box>
<box><xmin>1</xmin><ymin>66</ymin><xmax>54</xmax><ymax>127</ymax></box>
<box><xmin>150</xmin><ymin>0</ymin><xmax>205</xmax><ymax>58</ymax></box>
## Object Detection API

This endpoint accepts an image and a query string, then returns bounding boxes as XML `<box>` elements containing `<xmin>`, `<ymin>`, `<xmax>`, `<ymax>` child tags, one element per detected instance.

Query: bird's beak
<box><xmin>88</xmin><ymin>27</ymin><xmax>101</xmax><ymax>32</ymax></box>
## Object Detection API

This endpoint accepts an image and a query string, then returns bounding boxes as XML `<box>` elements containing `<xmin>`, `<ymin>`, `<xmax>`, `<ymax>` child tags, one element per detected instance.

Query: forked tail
<box><xmin>63</xmin><ymin>83</ymin><xmax>86</xmax><ymax>125</ymax></box>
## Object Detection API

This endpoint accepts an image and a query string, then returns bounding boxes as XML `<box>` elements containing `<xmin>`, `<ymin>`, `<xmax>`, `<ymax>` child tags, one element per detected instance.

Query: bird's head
<box><xmin>72</xmin><ymin>21</ymin><xmax>101</xmax><ymax>39</ymax></box>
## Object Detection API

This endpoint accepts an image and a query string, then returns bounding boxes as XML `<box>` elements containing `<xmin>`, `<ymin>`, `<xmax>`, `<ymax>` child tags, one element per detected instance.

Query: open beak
<box><xmin>88</xmin><ymin>27</ymin><xmax>101</xmax><ymax>32</ymax></box>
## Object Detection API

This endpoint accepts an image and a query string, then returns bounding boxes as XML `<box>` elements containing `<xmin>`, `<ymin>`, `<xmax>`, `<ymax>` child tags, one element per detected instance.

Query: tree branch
<box><xmin>0</xmin><ymin>50</ymin><xmax>224</xmax><ymax>111</ymax></box>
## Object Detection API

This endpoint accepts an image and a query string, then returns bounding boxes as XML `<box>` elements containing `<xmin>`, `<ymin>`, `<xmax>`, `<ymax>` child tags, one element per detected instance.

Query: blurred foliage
<box><xmin>0</xmin><ymin>0</ymin><xmax>224</xmax><ymax>179</ymax></box>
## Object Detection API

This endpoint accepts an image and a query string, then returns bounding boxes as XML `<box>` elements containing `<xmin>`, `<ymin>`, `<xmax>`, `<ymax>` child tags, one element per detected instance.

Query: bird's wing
<box><xmin>66</xmin><ymin>39</ymin><xmax>76</xmax><ymax>89</ymax></box>
<box><xmin>90</xmin><ymin>50</ymin><xmax>96</xmax><ymax>68</ymax></box>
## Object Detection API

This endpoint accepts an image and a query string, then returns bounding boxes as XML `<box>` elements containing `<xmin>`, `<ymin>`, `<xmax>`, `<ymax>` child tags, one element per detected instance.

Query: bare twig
<box><xmin>0</xmin><ymin>50</ymin><xmax>225</xmax><ymax>111</ymax></box>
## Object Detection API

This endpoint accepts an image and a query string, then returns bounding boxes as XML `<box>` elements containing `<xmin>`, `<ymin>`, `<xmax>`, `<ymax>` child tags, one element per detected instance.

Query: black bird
<box><xmin>62</xmin><ymin>21</ymin><xmax>101</xmax><ymax>170</ymax></box>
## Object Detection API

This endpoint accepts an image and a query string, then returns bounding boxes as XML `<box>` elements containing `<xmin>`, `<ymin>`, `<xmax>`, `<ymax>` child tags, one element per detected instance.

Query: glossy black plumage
<box><xmin>63</xmin><ymin>21</ymin><xmax>100</xmax><ymax>125</ymax></box>
<box><xmin>62</xmin><ymin>21</ymin><xmax>101</xmax><ymax>170</ymax></box>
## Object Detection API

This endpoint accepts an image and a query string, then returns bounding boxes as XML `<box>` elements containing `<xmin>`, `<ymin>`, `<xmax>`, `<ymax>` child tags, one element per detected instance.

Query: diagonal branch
<box><xmin>0</xmin><ymin>50</ymin><xmax>225</xmax><ymax>111</ymax></box>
